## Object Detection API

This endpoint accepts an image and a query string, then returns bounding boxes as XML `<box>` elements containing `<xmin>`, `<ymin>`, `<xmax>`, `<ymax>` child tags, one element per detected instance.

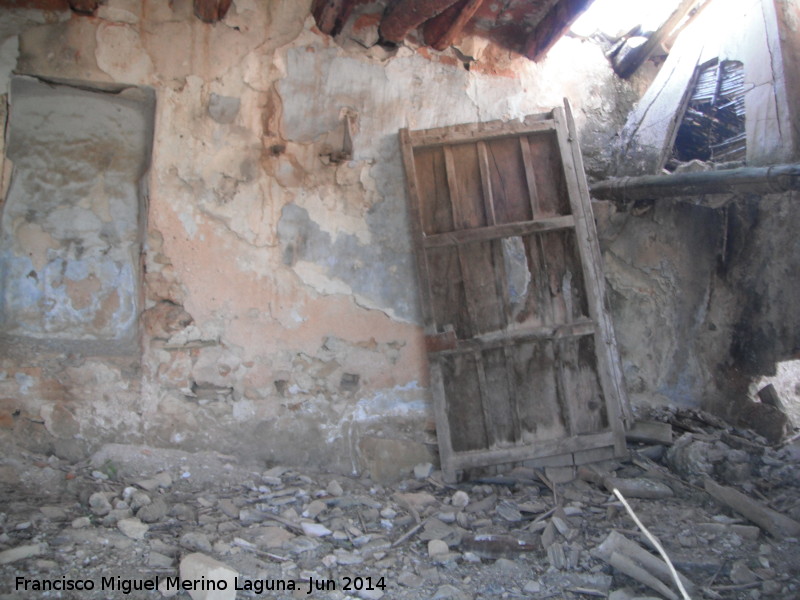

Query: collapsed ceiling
<box><xmin>312</xmin><ymin>0</ymin><xmax>596</xmax><ymax>61</ymax></box>
<box><xmin>0</xmin><ymin>0</ymin><xmax>596</xmax><ymax>62</ymax></box>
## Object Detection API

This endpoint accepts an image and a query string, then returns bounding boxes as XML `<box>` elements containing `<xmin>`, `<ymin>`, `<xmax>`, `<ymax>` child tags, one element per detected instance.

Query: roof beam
<box><xmin>312</xmin><ymin>0</ymin><xmax>358</xmax><ymax>36</ymax></box>
<box><xmin>523</xmin><ymin>0</ymin><xmax>594</xmax><ymax>62</ymax></box>
<box><xmin>614</xmin><ymin>0</ymin><xmax>698</xmax><ymax>78</ymax></box>
<box><xmin>194</xmin><ymin>0</ymin><xmax>233</xmax><ymax>23</ymax></box>
<box><xmin>380</xmin><ymin>0</ymin><xmax>462</xmax><ymax>44</ymax></box>
<box><xmin>423</xmin><ymin>0</ymin><xmax>485</xmax><ymax>51</ymax></box>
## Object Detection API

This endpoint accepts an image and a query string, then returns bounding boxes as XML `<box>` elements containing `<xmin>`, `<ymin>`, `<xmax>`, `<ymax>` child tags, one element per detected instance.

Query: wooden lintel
<box><xmin>423</xmin><ymin>0</ymin><xmax>485</xmax><ymax>51</ymax></box>
<box><xmin>523</xmin><ymin>0</ymin><xmax>594</xmax><ymax>62</ymax></box>
<box><xmin>194</xmin><ymin>0</ymin><xmax>233</xmax><ymax>23</ymax></box>
<box><xmin>590</xmin><ymin>163</ymin><xmax>800</xmax><ymax>203</ymax></box>
<box><xmin>380</xmin><ymin>0</ymin><xmax>462</xmax><ymax>44</ymax></box>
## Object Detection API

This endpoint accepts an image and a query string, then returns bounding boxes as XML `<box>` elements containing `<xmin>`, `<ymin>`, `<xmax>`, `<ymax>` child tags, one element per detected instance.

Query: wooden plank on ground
<box><xmin>704</xmin><ymin>478</ymin><xmax>800</xmax><ymax>539</ymax></box>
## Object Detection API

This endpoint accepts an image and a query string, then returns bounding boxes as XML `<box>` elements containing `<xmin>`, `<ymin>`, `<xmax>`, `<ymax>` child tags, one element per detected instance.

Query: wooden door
<box><xmin>400</xmin><ymin>101</ymin><xmax>631</xmax><ymax>482</ymax></box>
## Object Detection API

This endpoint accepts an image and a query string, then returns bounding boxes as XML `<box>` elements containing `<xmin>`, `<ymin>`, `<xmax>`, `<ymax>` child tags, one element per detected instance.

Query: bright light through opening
<box><xmin>571</xmin><ymin>0</ymin><xmax>683</xmax><ymax>39</ymax></box>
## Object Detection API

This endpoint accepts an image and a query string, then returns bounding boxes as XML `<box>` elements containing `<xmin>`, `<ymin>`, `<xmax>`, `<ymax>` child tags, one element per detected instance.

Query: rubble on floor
<box><xmin>1</xmin><ymin>408</ymin><xmax>799</xmax><ymax>599</ymax></box>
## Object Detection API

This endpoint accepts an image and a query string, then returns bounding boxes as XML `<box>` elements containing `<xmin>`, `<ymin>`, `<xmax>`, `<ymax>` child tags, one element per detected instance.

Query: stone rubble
<box><xmin>0</xmin><ymin>408</ymin><xmax>799</xmax><ymax>599</ymax></box>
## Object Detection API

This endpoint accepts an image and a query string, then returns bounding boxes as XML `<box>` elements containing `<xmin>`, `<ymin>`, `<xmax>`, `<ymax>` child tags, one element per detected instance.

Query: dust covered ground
<box><xmin>1</xmin><ymin>408</ymin><xmax>799</xmax><ymax>600</ymax></box>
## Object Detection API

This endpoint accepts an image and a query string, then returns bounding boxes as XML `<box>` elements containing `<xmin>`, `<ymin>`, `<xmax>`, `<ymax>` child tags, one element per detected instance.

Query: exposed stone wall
<box><xmin>0</xmin><ymin>0</ymin><xmax>639</xmax><ymax>476</ymax></box>
<box><xmin>595</xmin><ymin>190</ymin><xmax>800</xmax><ymax>425</ymax></box>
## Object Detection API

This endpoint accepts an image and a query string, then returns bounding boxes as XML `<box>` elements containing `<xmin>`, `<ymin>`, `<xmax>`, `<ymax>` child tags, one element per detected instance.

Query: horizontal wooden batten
<box><xmin>430</xmin><ymin>318</ymin><xmax>596</xmax><ymax>356</ymax></box>
<box><xmin>423</xmin><ymin>215</ymin><xmax>575</xmax><ymax>248</ymax></box>
<box><xmin>408</xmin><ymin>118</ymin><xmax>556</xmax><ymax>148</ymax></box>
<box><xmin>449</xmin><ymin>431</ymin><xmax>618</xmax><ymax>471</ymax></box>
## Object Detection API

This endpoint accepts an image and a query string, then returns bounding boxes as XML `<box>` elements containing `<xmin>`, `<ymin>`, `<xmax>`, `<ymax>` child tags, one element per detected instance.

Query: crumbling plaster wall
<box><xmin>0</xmin><ymin>0</ymin><xmax>641</xmax><ymax>476</ymax></box>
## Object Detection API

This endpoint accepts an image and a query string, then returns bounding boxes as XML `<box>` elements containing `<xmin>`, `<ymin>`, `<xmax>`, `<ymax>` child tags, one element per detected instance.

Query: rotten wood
<box><xmin>422</xmin><ymin>215</ymin><xmax>575</xmax><ymax>248</ymax></box>
<box><xmin>400</xmin><ymin>107</ymin><xmax>629</xmax><ymax>481</ymax></box>
<box><xmin>555</xmin><ymin>100</ymin><xmax>632</xmax><ymax>430</ymax></box>
<box><xmin>704</xmin><ymin>478</ymin><xmax>800</xmax><ymax>539</ymax></box>
<box><xmin>193</xmin><ymin>0</ymin><xmax>233</xmax><ymax>23</ymax></box>
<box><xmin>312</xmin><ymin>0</ymin><xmax>357</xmax><ymax>36</ymax></box>
<box><xmin>523</xmin><ymin>0</ymin><xmax>594</xmax><ymax>62</ymax></box>
<box><xmin>614</xmin><ymin>0</ymin><xmax>697</xmax><ymax>79</ymax></box>
<box><xmin>594</xmin><ymin>531</ymin><xmax>696</xmax><ymax>598</ymax></box>
<box><xmin>625</xmin><ymin>421</ymin><xmax>673</xmax><ymax>445</ymax></box>
<box><xmin>67</xmin><ymin>0</ymin><xmax>97</xmax><ymax>14</ymax></box>
<box><xmin>423</xmin><ymin>0</ymin><xmax>485</xmax><ymax>51</ymax></box>
<box><xmin>590</xmin><ymin>163</ymin><xmax>800</xmax><ymax>203</ymax></box>
<box><xmin>380</xmin><ymin>0</ymin><xmax>461</xmax><ymax>44</ymax></box>
<box><xmin>608</xmin><ymin>551</ymin><xmax>680</xmax><ymax>600</ymax></box>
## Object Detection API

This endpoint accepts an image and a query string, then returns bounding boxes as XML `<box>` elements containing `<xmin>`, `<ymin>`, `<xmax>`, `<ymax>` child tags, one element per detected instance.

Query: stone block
<box><xmin>179</xmin><ymin>553</ymin><xmax>238</xmax><ymax>600</ymax></box>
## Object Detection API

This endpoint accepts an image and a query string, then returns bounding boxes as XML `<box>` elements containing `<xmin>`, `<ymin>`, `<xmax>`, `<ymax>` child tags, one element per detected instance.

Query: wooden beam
<box><xmin>523</xmin><ymin>0</ymin><xmax>594</xmax><ymax>62</ymax></box>
<box><xmin>380</xmin><ymin>0</ymin><xmax>461</xmax><ymax>44</ymax></box>
<box><xmin>614</xmin><ymin>0</ymin><xmax>698</xmax><ymax>79</ymax></box>
<box><xmin>67</xmin><ymin>0</ymin><xmax>97</xmax><ymax>14</ymax></box>
<box><xmin>193</xmin><ymin>0</ymin><xmax>233</xmax><ymax>23</ymax></box>
<box><xmin>422</xmin><ymin>215</ymin><xmax>575</xmax><ymax>249</ymax></box>
<box><xmin>423</xmin><ymin>0</ymin><xmax>485</xmax><ymax>51</ymax></box>
<box><xmin>704</xmin><ymin>478</ymin><xmax>800</xmax><ymax>539</ymax></box>
<box><xmin>312</xmin><ymin>0</ymin><xmax>357</xmax><ymax>36</ymax></box>
<box><xmin>590</xmin><ymin>163</ymin><xmax>800</xmax><ymax>203</ymax></box>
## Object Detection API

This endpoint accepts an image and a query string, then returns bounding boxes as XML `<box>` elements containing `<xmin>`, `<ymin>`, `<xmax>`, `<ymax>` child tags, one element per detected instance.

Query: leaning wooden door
<box><xmin>400</xmin><ymin>101</ymin><xmax>630</xmax><ymax>482</ymax></box>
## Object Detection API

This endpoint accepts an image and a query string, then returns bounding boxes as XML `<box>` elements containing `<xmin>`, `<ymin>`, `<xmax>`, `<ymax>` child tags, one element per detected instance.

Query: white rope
<box><xmin>613</xmin><ymin>487</ymin><xmax>692</xmax><ymax>600</ymax></box>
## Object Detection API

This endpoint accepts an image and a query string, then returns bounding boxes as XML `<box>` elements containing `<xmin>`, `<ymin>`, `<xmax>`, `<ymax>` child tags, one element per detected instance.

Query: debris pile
<box><xmin>0</xmin><ymin>409</ymin><xmax>799</xmax><ymax>599</ymax></box>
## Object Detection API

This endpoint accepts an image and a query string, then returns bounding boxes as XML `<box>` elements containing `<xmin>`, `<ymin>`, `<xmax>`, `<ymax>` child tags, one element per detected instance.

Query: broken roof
<box><xmin>312</xmin><ymin>0</ymin><xmax>597</xmax><ymax>61</ymax></box>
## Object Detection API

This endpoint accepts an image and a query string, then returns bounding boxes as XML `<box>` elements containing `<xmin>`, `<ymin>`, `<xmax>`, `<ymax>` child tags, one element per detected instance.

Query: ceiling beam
<box><xmin>614</xmin><ymin>0</ymin><xmax>699</xmax><ymax>78</ymax></box>
<box><xmin>423</xmin><ymin>0</ymin><xmax>485</xmax><ymax>51</ymax></box>
<box><xmin>312</xmin><ymin>0</ymin><xmax>358</xmax><ymax>36</ymax></box>
<box><xmin>67</xmin><ymin>0</ymin><xmax>97</xmax><ymax>14</ymax></box>
<box><xmin>193</xmin><ymin>0</ymin><xmax>233</xmax><ymax>24</ymax></box>
<box><xmin>380</xmin><ymin>0</ymin><xmax>462</xmax><ymax>44</ymax></box>
<box><xmin>523</xmin><ymin>0</ymin><xmax>594</xmax><ymax>62</ymax></box>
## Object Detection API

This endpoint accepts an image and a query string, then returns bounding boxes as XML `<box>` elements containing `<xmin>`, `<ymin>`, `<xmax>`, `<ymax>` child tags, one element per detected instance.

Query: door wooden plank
<box><xmin>429</xmin><ymin>318</ymin><xmax>595</xmax><ymax>356</ymax></box>
<box><xmin>449</xmin><ymin>431</ymin><xmax>618</xmax><ymax>471</ymax></box>
<box><xmin>422</xmin><ymin>215</ymin><xmax>575</xmax><ymax>248</ymax></box>
<box><xmin>427</xmin><ymin>246</ymin><xmax>472</xmax><ymax>338</ymax></box>
<box><xmin>483</xmin><ymin>137</ymin><xmax>532</xmax><ymax>223</ymax></box>
<box><xmin>553</xmin><ymin>101</ymin><xmax>632</xmax><ymax>431</ymax></box>
<box><xmin>399</xmin><ymin>128</ymin><xmax>436</xmax><ymax>329</ymax></box>
<box><xmin>482</xmin><ymin>347</ymin><xmax>521</xmax><ymax>446</ymax></box>
<box><xmin>447</xmin><ymin>143</ymin><xmax>488</xmax><ymax>229</ymax></box>
<box><xmin>429</xmin><ymin>358</ymin><xmax>457</xmax><ymax>482</ymax></box>
<box><xmin>441</xmin><ymin>352</ymin><xmax>488</xmax><ymax>452</ymax></box>
<box><xmin>514</xmin><ymin>340</ymin><xmax>567</xmax><ymax>444</ymax></box>
<box><xmin>413</xmin><ymin>146</ymin><xmax>455</xmax><ymax>236</ymax></box>
<box><xmin>477</xmin><ymin>141</ymin><xmax>497</xmax><ymax>224</ymax></box>
<box><xmin>474</xmin><ymin>350</ymin><xmax>500</xmax><ymax>447</ymax></box>
<box><xmin>519</xmin><ymin>135</ymin><xmax>541</xmax><ymax>218</ymax></box>
<box><xmin>401</xmin><ymin>108</ymin><xmax>630</xmax><ymax>481</ymax></box>
<box><xmin>524</xmin><ymin>131</ymin><xmax>572</xmax><ymax>217</ymax></box>
<box><xmin>409</xmin><ymin>115</ymin><xmax>556</xmax><ymax>148</ymax></box>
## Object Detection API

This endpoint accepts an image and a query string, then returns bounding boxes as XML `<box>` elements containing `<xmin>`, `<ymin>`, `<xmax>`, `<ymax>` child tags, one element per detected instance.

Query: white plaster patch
<box><xmin>292</xmin><ymin>260</ymin><xmax>356</xmax><ymax>297</ymax></box>
<box><xmin>14</xmin><ymin>372</ymin><xmax>34</xmax><ymax>394</ymax></box>
<box><xmin>95</xmin><ymin>22</ymin><xmax>154</xmax><ymax>84</ymax></box>
<box><xmin>178</xmin><ymin>211</ymin><xmax>198</xmax><ymax>239</ymax></box>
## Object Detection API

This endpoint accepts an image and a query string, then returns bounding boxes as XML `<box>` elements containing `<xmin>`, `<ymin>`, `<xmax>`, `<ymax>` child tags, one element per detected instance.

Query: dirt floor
<box><xmin>1</xmin><ymin>408</ymin><xmax>799</xmax><ymax>600</ymax></box>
